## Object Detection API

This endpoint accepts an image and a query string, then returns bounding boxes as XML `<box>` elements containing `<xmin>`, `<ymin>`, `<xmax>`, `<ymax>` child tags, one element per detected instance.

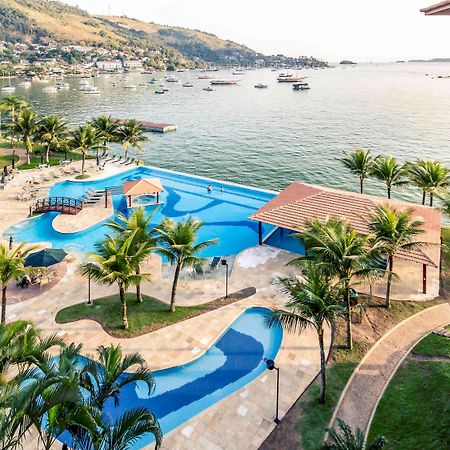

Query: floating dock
<box><xmin>113</xmin><ymin>118</ymin><xmax>177</xmax><ymax>133</ymax></box>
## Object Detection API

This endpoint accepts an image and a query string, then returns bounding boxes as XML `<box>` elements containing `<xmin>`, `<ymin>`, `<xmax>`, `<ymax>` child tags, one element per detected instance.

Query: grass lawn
<box><xmin>412</xmin><ymin>332</ymin><xmax>450</xmax><ymax>358</ymax></box>
<box><xmin>55</xmin><ymin>289</ymin><xmax>251</xmax><ymax>338</ymax></box>
<box><xmin>0</xmin><ymin>153</ymin><xmax>19</xmax><ymax>167</ymax></box>
<box><xmin>56</xmin><ymin>293</ymin><xmax>208</xmax><ymax>338</ymax></box>
<box><xmin>368</xmin><ymin>332</ymin><xmax>450</xmax><ymax>449</ymax></box>
<box><xmin>17</xmin><ymin>151</ymin><xmax>90</xmax><ymax>170</ymax></box>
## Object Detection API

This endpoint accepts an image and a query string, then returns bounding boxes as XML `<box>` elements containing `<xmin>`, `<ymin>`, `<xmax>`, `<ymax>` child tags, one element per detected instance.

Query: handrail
<box><xmin>31</xmin><ymin>197</ymin><xmax>83</xmax><ymax>215</ymax></box>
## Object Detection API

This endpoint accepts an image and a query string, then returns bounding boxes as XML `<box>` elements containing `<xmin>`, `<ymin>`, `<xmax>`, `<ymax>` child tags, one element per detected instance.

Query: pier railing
<box><xmin>31</xmin><ymin>197</ymin><xmax>83</xmax><ymax>215</ymax></box>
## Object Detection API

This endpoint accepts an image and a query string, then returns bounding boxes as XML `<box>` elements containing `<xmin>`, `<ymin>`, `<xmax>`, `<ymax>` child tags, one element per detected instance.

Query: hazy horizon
<box><xmin>60</xmin><ymin>0</ymin><xmax>450</xmax><ymax>62</ymax></box>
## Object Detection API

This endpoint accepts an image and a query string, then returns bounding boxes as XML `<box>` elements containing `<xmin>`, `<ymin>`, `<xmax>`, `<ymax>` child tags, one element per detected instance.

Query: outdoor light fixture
<box><xmin>264</xmin><ymin>357</ymin><xmax>280</xmax><ymax>424</ymax></box>
<box><xmin>221</xmin><ymin>258</ymin><xmax>229</xmax><ymax>298</ymax></box>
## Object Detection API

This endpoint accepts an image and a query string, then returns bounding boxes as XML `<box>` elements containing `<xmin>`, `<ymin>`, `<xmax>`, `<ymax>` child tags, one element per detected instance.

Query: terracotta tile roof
<box><xmin>250</xmin><ymin>182</ymin><xmax>441</xmax><ymax>268</ymax></box>
<box><xmin>123</xmin><ymin>178</ymin><xmax>163</xmax><ymax>196</ymax></box>
<box><xmin>421</xmin><ymin>1</ymin><xmax>450</xmax><ymax>15</ymax></box>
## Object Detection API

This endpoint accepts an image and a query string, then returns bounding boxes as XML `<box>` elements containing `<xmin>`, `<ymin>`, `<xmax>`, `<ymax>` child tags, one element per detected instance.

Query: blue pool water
<box><xmin>6</xmin><ymin>166</ymin><xmax>277</xmax><ymax>256</ymax></box>
<box><xmin>60</xmin><ymin>307</ymin><xmax>282</xmax><ymax>448</ymax></box>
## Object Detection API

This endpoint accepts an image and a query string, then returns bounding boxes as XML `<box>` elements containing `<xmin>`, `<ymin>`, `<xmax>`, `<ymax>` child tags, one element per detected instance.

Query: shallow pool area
<box><xmin>60</xmin><ymin>307</ymin><xmax>282</xmax><ymax>448</ymax></box>
<box><xmin>5</xmin><ymin>166</ymin><xmax>277</xmax><ymax>256</ymax></box>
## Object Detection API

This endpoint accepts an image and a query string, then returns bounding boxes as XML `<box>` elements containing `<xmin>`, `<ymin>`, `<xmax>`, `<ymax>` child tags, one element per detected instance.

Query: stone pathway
<box><xmin>330</xmin><ymin>302</ymin><xmax>450</xmax><ymax>436</ymax></box>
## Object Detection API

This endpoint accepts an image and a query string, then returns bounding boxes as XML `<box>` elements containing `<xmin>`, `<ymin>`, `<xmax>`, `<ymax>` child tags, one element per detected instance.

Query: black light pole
<box><xmin>86</xmin><ymin>270</ymin><xmax>92</xmax><ymax>305</ymax></box>
<box><xmin>264</xmin><ymin>358</ymin><xmax>281</xmax><ymax>424</ymax></box>
<box><xmin>221</xmin><ymin>259</ymin><xmax>228</xmax><ymax>298</ymax></box>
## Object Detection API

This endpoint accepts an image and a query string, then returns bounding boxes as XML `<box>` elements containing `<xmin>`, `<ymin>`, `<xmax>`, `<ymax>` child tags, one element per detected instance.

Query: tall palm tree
<box><xmin>37</xmin><ymin>115</ymin><xmax>69</xmax><ymax>163</ymax></box>
<box><xmin>118</xmin><ymin>119</ymin><xmax>148</xmax><ymax>160</ymax></box>
<box><xmin>80</xmin><ymin>233</ymin><xmax>152</xmax><ymax>329</ymax></box>
<box><xmin>292</xmin><ymin>218</ymin><xmax>384</xmax><ymax>350</ymax></box>
<box><xmin>406</xmin><ymin>160</ymin><xmax>432</xmax><ymax>205</ymax></box>
<box><xmin>90</xmin><ymin>115</ymin><xmax>119</xmax><ymax>158</ymax></box>
<box><xmin>0</xmin><ymin>96</ymin><xmax>28</xmax><ymax>123</ymax></box>
<box><xmin>267</xmin><ymin>263</ymin><xmax>343</xmax><ymax>404</ymax></box>
<box><xmin>156</xmin><ymin>217</ymin><xmax>217</xmax><ymax>312</ymax></box>
<box><xmin>322</xmin><ymin>419</ymin><xmax>386</xmax><ymax>450</ymax></box>
<box><xmin>422</xmin><ymin>160</ymin><xmax>450</xmax><ymax>207</ymax></box>
<box><xmin>371</xmin><ymin>156</ymin><xmax>407</xmax><ymax>199</ymax></box>
<box><xmin>340</xmin><ymin>149</ymin><xmax>373</xmax><ymax>194</ymax></box>
<box><xmin>439</xmin><ymin>191</ymin><xmax>450</xmax><ymax>218</ymax></box>
<box><xmin>368</xmin><ymin>206</ymin><xmax>425</xmax><ymax>308</ymax></box>
<box><xmin>12</xmin><ymin>108</ymin><xmax>38</xmax><ymax>165</ymax></box>
<box><xmin>107</xmin><ymin>208</ymin><xmax>157</xmax><ymax>303</ymax></box>
<box><xmin>0</xmin><ymin>242</ymin><xmax>35</xmax><ymax>324</ymax></box>
<box><xmin>69</xmin><ymin>124</ymin><xmax>104</xmax><ymax>176</ymax></box>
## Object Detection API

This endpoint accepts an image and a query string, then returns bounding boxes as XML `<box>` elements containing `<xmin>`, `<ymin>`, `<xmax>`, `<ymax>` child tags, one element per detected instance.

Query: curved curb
<box><xmin>327</xmin><ymin>302</ymin><xmax>450</xmax><ymax>436</ymax></box>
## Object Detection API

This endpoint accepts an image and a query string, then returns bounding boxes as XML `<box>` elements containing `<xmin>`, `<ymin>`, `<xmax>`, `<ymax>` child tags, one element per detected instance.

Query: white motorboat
<box><xmin>203</xmin><ymin>86</ymin><xmax>214</xmax><ymax>91</ymax></box>
<box><xmin>1</xmin><ymin>86</ymin><xmax>15</xmax><ymax>93</ymax></box>
<box><xmin>182</xmin><ymin>82</ymin><xmax>194</xmax><ymax>87</ymax></box>
<box><xmin>254</xmin><ymin>83</ymin><xmax>268</xmax><ymax>89</ymax></box>
<box><xmin>18</xmin><ymin>81</ymin><xmax>32</xmax><ymax>88</ymax></box>
<box><xmin>42</xmin><ymin>86</ymin><xmax>57</xmax><ymax>93</ymax></box>
<box><xmin>165</xmin><ymin>76</ymin><xmax>180</xmax><ymax>83</ymax></box>
<box><xmin>84</xmin><ymin>86</ymin><xmax>100</xmax><ymax>95</ymax></box>
<box><xmin>125</xmin><ymin>84</ymin><xmax>137</xmax><ymax>90</ymax></box>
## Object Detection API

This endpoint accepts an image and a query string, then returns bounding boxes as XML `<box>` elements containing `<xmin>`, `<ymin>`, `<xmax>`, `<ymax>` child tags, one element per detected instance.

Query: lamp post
<box><xmin>221</xmin><ymin>258</ymin><xmax>228</xmax><ymax>298</ymax></box>
<box><xmin>87</xmin><ymin>272</ymin><xmax>92</xmax><ymax>305</ymax></box>
<box><xmin>264</xmin><ymin>358</ymin><xmax>281</xmax><ymax>424</ymax></box>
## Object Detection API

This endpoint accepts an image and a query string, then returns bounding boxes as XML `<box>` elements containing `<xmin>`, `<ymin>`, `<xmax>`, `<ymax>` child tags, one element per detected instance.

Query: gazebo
<box><xmin>123</xmin><ymin>178</ymin><xmax>163</xmax><ymax>208</ymax></box>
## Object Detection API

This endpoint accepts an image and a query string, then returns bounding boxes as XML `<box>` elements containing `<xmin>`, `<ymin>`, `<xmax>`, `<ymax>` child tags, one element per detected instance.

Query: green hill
<box><xmin>0</xmin><ymin>0</ymin><xmax>266</xmax><ymax>68</ymax></box>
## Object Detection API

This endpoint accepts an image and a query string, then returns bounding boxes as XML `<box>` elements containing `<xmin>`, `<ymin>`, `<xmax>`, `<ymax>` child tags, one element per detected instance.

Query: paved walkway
<box><xmin>331</xmin><ymin>302</ymin><xmax>450</xmax><ymax>435</ymax></box>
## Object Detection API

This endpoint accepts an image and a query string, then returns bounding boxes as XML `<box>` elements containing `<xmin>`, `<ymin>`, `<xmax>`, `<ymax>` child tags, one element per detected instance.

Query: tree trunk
<box><xmin>318</xmin><ymin>329</ymin><xmax>326</xmax><ymax>404</ymax></box>
<box><xmin>360</xmin><ymin>177</ymin><xmax>364</xmax><ymax>194</ymax></box>
<box><xmin>46</xmin><ymin>143</ymin><xmax>51</xmax><ymax>164</ymax></box>
<box><xmin>170</xmin><ymin>262</ymin><xmax>182</xmax><ymax>312</ymax></box>
<box><xmin>26</xmin><ymin>145</ymin><xmax>30</xmax><ymax>165</ymax></box>
<box><xmin>422</xmin><ymin>191</ymin><xmax>426</xmax><ymax>205</ymax></box>
<box><xmin>429</xmin><ymin>192</ymin><xmax>434</xmax><ymax>207</ymax></box>
<box><xmin>119</xmin><ymin>284</ymin><xmax>128</xmax><ymax>329</ymax></box>
<box><xmin>387</xmin><ymin>186</ymin><xmax>391</xmax><ymax>199</ymax></box>
<box><xmin>1</xmin><ymin>285</ymin><xmax>7</xmax><ymax>324</ymax></box>
<box><xmin>136</xmin><ymin>265</ymin><xmax>142</xmax><ymax>303</ymax></box>
<box><xmin>345</xmin><ymin>283</ymin><xmax>352</xmax><ymax>350</ymax></box>
<box><xmin>81</xmin><ymin>153</ymin><xmax>85</xmax><ymax>176</ymax></box>
<box><xmin>385</xmin><ymin>255</ymin><xmax>394</xmax><ymax>309</ymax></box>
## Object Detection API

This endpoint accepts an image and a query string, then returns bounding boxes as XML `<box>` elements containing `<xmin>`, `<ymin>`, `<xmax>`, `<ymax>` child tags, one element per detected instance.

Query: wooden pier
<box><xmin>113</xmin><ymin>118</ymin><xmax>177</xmax><ymax>133</ymax></box>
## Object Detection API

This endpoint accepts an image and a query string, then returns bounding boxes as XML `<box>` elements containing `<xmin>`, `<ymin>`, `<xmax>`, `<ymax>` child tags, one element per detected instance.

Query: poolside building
<box><xmin>250</xmin><ymin>182</ymin><xmax>442</xmax><ymax>300</ymax></box>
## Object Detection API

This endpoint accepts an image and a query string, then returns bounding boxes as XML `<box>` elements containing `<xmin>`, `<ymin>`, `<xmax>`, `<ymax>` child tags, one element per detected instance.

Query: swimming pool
<box><xmin>59</xmin><ymin>307</ymin><xmax>282</xmax><ymax>448</ymax></box>
<box><xmin>6</xmin><ymin>166</ymin><xmax>276</xmax><ymax>256</ymax></box>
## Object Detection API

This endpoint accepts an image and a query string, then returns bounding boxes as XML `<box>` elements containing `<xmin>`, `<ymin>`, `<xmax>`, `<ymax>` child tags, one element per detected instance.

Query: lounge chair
<box><xmin>193</xmin><ymin>265</ymin><xmax>204</xmax><ymax>277</ymax></box>
<box><xmin>210</xmin><ymin>256</ymin><xmax>221</xmax><ymax>270</ymax></box>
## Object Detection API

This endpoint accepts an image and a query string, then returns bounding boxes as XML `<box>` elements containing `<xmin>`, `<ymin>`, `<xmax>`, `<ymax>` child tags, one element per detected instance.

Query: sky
<box><xmin>62</xmin><ymin>0</ymin><xmax>450</xmax><ymax>62</ymax></box>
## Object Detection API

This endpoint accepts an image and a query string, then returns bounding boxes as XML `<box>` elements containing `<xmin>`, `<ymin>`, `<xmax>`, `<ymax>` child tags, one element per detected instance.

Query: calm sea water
<box><xmin>3</xmin><ymin>63</ymin><xmax>450</xmax><ymax>202</ymax></box>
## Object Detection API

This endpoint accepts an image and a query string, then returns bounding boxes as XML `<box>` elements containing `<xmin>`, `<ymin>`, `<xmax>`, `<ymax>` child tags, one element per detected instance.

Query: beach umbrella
<box><xmin>24</xmin><ymin>248</ymin><xmax>68</xmax><ymax>267</ymax></box>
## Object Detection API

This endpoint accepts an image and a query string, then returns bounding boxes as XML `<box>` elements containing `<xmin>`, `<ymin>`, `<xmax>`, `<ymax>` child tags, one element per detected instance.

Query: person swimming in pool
<box><xmin>207</xmin><ymin>184</ymin><xmax>212</xmax><ymax>192</ymax></box>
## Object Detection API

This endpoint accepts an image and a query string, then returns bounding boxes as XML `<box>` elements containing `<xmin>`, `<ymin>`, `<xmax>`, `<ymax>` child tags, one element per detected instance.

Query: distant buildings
<box><xmin>95</xmin><ymin>60</ymin><xmax>122</xmax><ymax>71</ymax></box>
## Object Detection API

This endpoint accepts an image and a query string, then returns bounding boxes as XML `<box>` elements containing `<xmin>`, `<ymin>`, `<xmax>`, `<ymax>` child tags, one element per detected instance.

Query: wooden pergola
<box><xmin>123</xmin><ymin>178</ymin><xmax>163</xmax><ymax>208</ymax></box>
<box><xmin>421</xmin><ymin>1</ymin><xmax>450</xmax><ymax>15</ymax></box>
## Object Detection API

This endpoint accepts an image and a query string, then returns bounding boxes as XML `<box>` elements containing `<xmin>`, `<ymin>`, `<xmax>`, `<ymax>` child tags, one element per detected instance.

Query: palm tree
<box><xmin>156</xmin><ymin>217</ymin><xmax>218</xmax><ymax>312</ymax></box>
<box><xmin>107</xmin><ymin>208</ymin><xmax>157</xmax><ymax>303</ymax></box>
<box><xmin>368</xmin><ymin>206</ymin><xmax>425</xmax><ymax>308</ymax></box>
<box><xmin>0</xmin><ymin>242</ymin><xmax>35</xmax><ymax>324</ymax></box>
<box><xmin>80</xmin><ymin>344</ymin><xmax>155</xmax><ymax>410</ymax></box>
<box><xmin>322</xmin><ymin>419</ymin><xmax>386</xmax><ymax>450</ymax></box>
<box><xmin>439</xmin><ymin>191</ymin><xmax>450</xmax><ymax>218</ymax></box>
<box><xmin>0</xmin><ymin>96</ymin><xmax>28</xmax><ymax>123</ymax></box>
<box><xmin>118</xmin><ymin>119</ymin><xmax>148</xmax><ymax>160</ymax></box>
<box><xmin>421</xmin><ymin>160</ymin><xmax>450</xmax><ymax>206</ymax></box>
<box><xmin>292</xmin><ymin>218</ymin><xmax>384</xmax><ymax>350</ymax></box>
<box><xmin>406</xmin><ymin>160</ymin><xmax>432</xmax><ymax>205</ymax></box>
<box><xmin>12</xmin><ymin>108</ymin><xmax>38</xmax><ymax>165</ymax></box>
<box><xmin>267</xmin><ymin>263</ymin><xmax>343</xmax><ymax>404</ymax></box>
<box><xmin>37</xmin><ymin>115</ymin><xmax>69</xmax><ymax>163</ymax></box>
<box><xmin>80</xmin><ymin>233</ymin><xmax>152</xmax><ymax>329</ymax></box>
<box><xmin>371</xmin><ymin>156</ymin><xmax>407</xmax><ymax>199</ymax></box>
<box><xmin>69</xmin><ymin>124</ymin><xmax>104</xmax><ymax>176</ymax></box>
<box><xmin>90</xmin><ymin>115</ymin><xmax>119</xmax><ymax>158</ymax></box>
<box><xmin>340</xmin><ymin>149</ymin><xmax>373</xmax><ymax>194</ymax></box>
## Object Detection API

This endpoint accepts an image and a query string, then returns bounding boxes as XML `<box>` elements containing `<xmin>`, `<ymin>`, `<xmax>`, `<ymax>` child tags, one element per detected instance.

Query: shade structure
<box><xmin>24</xmin><ymin>248</ymin><xmax>68</xmax><ymax>267</ymax></box>
<box><xmin>421</xmin><ymin>1</ymin><xmax>450</xmax><ymax>15</ymax></box>
<box><xmin>123</xmin><ymin>178</ymin><xmax>163</xmax><ymax>208</ymax></box>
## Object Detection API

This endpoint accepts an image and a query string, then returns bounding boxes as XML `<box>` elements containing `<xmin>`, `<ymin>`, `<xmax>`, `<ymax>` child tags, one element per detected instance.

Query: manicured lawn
<box><xmin>56</xmin><ymin>293</ymin><xmax>208</xmax><ymax>338</ymax></box>
<box><xmin>412</xmin><ymin>332</ymin><xmax>450</xmax><ymax>358</ymax></box>
<box><xmin>0</xmin><ymin>153</ymin><xmax>19</xmax><ymax>167</ymax></box>
<box><xmin>17</xmin><ymin>151</ymin><xmax>89</xmax><ymax>170</ymax></box>
<box><xmin>369</xmin><ymin>360</ymin><xmax>450</xmax><ymax>449</ymax></box>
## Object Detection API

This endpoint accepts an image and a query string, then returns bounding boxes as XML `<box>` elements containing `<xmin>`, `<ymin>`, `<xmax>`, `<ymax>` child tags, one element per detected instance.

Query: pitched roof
<box><xmin>249</xmin><ymin>182</ymin><xmax>441</xmax><ymax>267</ymax></box>
<box><xmin>421</xmin><ymin>1</ymin><xmax>450</xmax><ymax>14</ymax></box>
<box><xmin>123</xmin><ymin>178</ymin><xmax>163</xmax><ymax>196</ymax></box>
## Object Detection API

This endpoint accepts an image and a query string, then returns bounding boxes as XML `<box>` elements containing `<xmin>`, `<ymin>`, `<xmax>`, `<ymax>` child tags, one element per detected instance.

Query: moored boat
<box><xmin>254</xmin><ymin>83</ymin><xmax>268</xmax><ymax>89</ymax></box>
<box><xmin>42</xmin><ymin>86</ymin><xmax>57</xmax><ymax>93</ymax></box>
<box><xmin>1</xmin><ymin>86</ymin><xmax>15</xmax><ymax>93</ymax></box>
<box><xmin>182</xmin><ymin>82</ymin><xmax>194</xmax><ymax>87</ymax></box>
<box><xmin>210</xmin><ymin>79</ymin><xmax>238</xmax><ymax>85</ymax></box>
<box><xmin>203</xmin><ymin>86</ymin><xmax>214</xmax><ymax>91</ymax></box>
<box><xmin>293</xmin><ymin>82</ymin><xmax>310</xmax><ymax>90</ymax></box>
<box><xmin>84</xmin><ymin>86</ymin><xmax>100</xmax><ymax>95</ymax></box>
